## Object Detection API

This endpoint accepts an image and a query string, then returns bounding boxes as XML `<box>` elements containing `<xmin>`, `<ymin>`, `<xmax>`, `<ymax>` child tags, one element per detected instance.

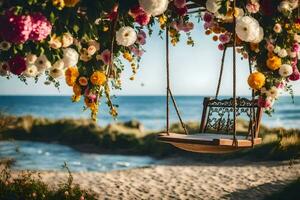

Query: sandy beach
<box><xmin>8</xmin><ymin>159</ymin><xmax>299</xmax><ymax>200</ymax></box>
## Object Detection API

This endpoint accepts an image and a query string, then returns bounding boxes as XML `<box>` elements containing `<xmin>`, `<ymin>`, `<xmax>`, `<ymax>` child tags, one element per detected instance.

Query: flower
<box><xmin>246</xmin><ymin>1</ymin><xmax>260</xmax><ymax>13</ymax></box>
<box><xmin>135</xmin><ymin>13</ymin><xmax>151</xmax><ymax>26</ymax></box>
<box><xmin>175</xmin><ymin>6</ymin><xmax>188</xmax><ymax>16</ymax></box>
<box><xmin>90</xmin><ymin>71</ymin><xmax>106</xmax><ymax>86</ymax></box>
<box><xmin>289</xmin><ymin>68</ymin><xmax>300</xmax><ymax>81</ymax></box>
<box><xmin>80</xmin><ymin>48</ymin><xmax>92</xmax><ymax>62</ymax></box>
<box><xmin>136</xmin><ymin>30</ymin><xmax>147</xmax><ymax>45</ymax></box>
<box><xmin>219</xmin><ymin>34</ymin><xmax>230</xmax><ymax>44</ymax></box>
<box><xmin>218</xmin><ymin>43</ymin><xmax>225</xmax><ymax>51</ymax></box>
<box><xmin>49</xmin><ymin>35</ymin><xmax>62</xmax><ymax>49</ymax></box>
<box><xmin>206</xmin><ymin>0</ymin><xmax>221</xmax><ymax>14</ymax></box>
<box><xmin>236</xmin><ymin>16</ymin><xmax>263</xmax><ymax>43</ymax></box>
<box><xmin>266</xmin><ymin>56</ymin><xmax>282</xmax><ymax>70</ymax></box>
<box><xmin>174</xmin><ymin>0</ymin><xmax>186</xmax><ymax>8</ymax></box>
<box><xmin>273</xmin><ymin>23</ymin><xmax>282</xmax><ymax>33</ymax></box>
<box><xmin>50</xmin><ymin>67</ymin><xmax>64</xmax><ymax>79</ymax></box>
<box><xmin>100</xmin><ymin>49</ymin><xmax>111</xmax><ymax>65</ymax></box>
<box><xmin>0</xmin><ymin>41</ymin><xmax>11</xmax><ymax>51</ymax></box>
<box><xmin>62</xmin><ymin>32</ymin><xmax>74</xmax><ymax>48</ymax></box>
<box><xmin>116</xmin><ymin>26</ymin><xmax>137</xmax><ymax>47</ymax></box>
<box><xmin>266</xmin><ymin>86</ymin><xmax>279</xmax><ymax>99</ymax></box>
<box><xmin>203</xmin><ymin>12</ymin><xmax>214</xmax><ymax>23</ymax></box>
<box><xmin>88</xmin><ymin>40</ymin><xmax>100</xmax><ymax>51</ymax></box>
<box><xmin>78</xmin><ymin>76</ymin><xmax>88</xmax><ymax>86</ymax></box>
<box><xmin>87</xmin><ymin>45</ymin><xmax>97</xmax><ymax>56</ymax></box>
<box><xmin>8</xmin><ymin>55</ymin><xmax>27</xmax><ymax>75</ymax></box>
<box><xmin>279</xmin><ymin>64</ymin><xmax>293</xmax><ymax>77</ymax></box>
<box><xmin>65</xmin><ymin>66</ymin><xmax>79</xmax><ymax>86</ymax></box>
<box><xmin>73</xmin><ymin>84</ymin><xmax>82</xmax><ymax>97</ymax></box>
<box><xmin>53</xmin><ymin>60</ymin><xmax>65</xmax><ymax>69</ymax></box>
<box><xmin>35</xmin><ymin>55</ymin><xmax>51</xmax><ymax>72</ymax></box>
<box><xmin>278</xmin><ymin>49</ymin><xmax>288</xmax><ymax>58</ymax></box>
<box><xmin>64</xmin><ymin>0</ymin><xmax>80</xmax><ymax>7</ymax></box>
<box><xmin>26</xmin><ymin>54</ymin><xmax>37</xmax><ymax>65</ymax></box>
<box><xmin>274</xmin><ymin>46</ymin><xmax>281</xmax><ymax>54</ymax></box>
<box><xmin>258</xmin><ymin>96</ymin><xmax>274</xmax><ymax>108</ymax></box>
<box><xmin>63</xmin><ymin>48</ymin><xmax>79</xmax><ymax>68</ymax></box>
<box><xmin>0</xmin><ymin>62</ymin><xmax>9</xmax><ymax>76</ymax></box>
<box><xmin>248</xmin><ymin>71</ymin><xmax>266</xmax><ymax>90</ymax></box>
<box><xmin>123</xmin><ymin>51</ymin><xmax>133</xmax><ymax>62</ymax></box>
<box><xmin>29</xmin><ymin>13</ymin><xmax>52</xmax><ymax>41</ymax></box>
<box><xmin>52</xmin><ymin>0</ymin><xmax>65</xmax><ymax>9</ymax></box>
<box><xmin>139</xmin><ymin>0</ymin><xmax>169</xmax><ymax>16</ymax></box>
<box><xmin>0</xmin><ymin>13</ymin><xmax>32</xmax><ymax>43</ymax></box>
<box><xmin>278</xmin><ymin>1</ymin><xmax>292</xmax><ymax>13</ymax></box>
<box><xmin>131</xmin><ymin>47</ymin><xmax>144</xmax><ymax>57</ymax></box>
<box><xmin>23</xmin><ymin>65</ymin><xmax>38</xmax><ymax>77</ymax></box>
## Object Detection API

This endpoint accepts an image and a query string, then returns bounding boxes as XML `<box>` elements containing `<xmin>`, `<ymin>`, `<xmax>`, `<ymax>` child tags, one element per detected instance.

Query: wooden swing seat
<box><xmin>158</xmin><ymin>133</ymin><xmax>262</xmax><ymax>153</ymax></box>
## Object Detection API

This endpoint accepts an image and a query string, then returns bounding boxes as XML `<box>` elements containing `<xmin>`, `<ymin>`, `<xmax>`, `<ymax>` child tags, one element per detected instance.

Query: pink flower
<box><xmin>289</xmin><ymin>68</ymin><xmax>300</xmax><ymax>81</ymax></box>
<box><xmin>219</xmin><ymin>34</ymin><xmax>230</xmax><ymax>44</ymax></box>
<box><xmin>135</xmin><ymin>13</ymin><xmax>151</xmax><ymax>26</ymax></box>
<box><xmin>136</xmin><ymin>30</ymin><xmax>146</xmax><ymax>45</ymax></box>
<box><xmin>246</xmin><ymin>2</ymin><xmax>260</xmax><ymax>13</ymax></box>
<box><xmin>218</xmin><ymin>43</ymin><xmax>225</xmax><ymax>51</ymax></box>
<box><xmin>8</xmin><ymin>55</ymin><xmax>27</xmax><ymax>75</ymax></box>
<box><xmin>175</xmin><ymin>6</ymin><xmax>188</xmax><ymax>16</ymax></box>
<box><xmin>130</xmin><ymin>46</ymin><xmax>144</xmax><ymax>57</ymax></box>
<box><xmin>84</xmin><ymin>88</ymin><xmax>97</xmax><ymax>102</ymax></box>
<box><xmin>101</xmin><ymin>49</ymin><xmax>111</xmax><ymax>65</ymax></box>
<box><xmin>292</xmin><ymin>43</ymin><xmax>300</xmax><ymax>52</ymax></box>
<box><xmin>29</xmin><ymin>13</ymin><xmax>52</xmax><ymax>41</ymax></box>
<box><xmin>258</xmin><ymin>96</ymin><xmax>273</xmax><ymax>108</ymax></box>
<box><xmin>276</xmin><ymin>82</ymin><xmax>285</xmax><ymax>89</ymax></box>
<box><xmin>204</xmin><ymin>22</ymin><xmax>214</xmax><ymax>30</ymax></box>
<box><xmin>203</xmin><ymin>12</ymin><xmax>214</xmax><ymax>23</ymax></box>
<box><xmin>181</xmin><ymin>22</ymin><xmax>194</xmax><ymax>32</ymax></box>
<box><xmin>266</xmin><ymin>41</ymin><xmax>275</xmax><ymax>52</ymax></box>
<box><xmin>129</xmin><ymin>5</ymin><xmax>145</xmax><ymax>18</ymax></box>
<box><xmin>0</xmin><ymin>12</ymin><xmax>32</xmax><ymax>43</ymax></box>
<box><xmin>174</xmin><ymin>0</ymin><xmax>186</xmax><ymax>8</ymax></box>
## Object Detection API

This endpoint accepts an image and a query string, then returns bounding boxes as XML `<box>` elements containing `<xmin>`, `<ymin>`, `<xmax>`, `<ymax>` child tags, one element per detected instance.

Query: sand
<box><xmin>13</xmin><ymin>159</ymin><xmax>299</xmax><ymax>200</ymax></box>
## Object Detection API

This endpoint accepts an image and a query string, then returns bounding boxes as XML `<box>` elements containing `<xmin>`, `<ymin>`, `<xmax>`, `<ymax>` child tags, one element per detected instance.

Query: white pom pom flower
<box><xmin>139</xmin><ymin>0</ymin><xmax>169</xmax><ymax>16</ymax></box>
<box><xmin>236</xmin><ymin>16</ymin><xmax>264</xmax><ymax>43</ymax></box>
<box><xmin>63</xmin><ymin>48</ymin><xmax>79</xmax><ymax>68</ymax></box>
<box><xmin>116</xmin><ymin>26</ymin><xmax>137</xmax><ymax>47</ymax></box>
<box><xmin>35</xmin><ymin>55</ymin><xmax>51</xmax><ymax>72</ymax></box>
<box><xmin>23</xmin><ymin>65</ymin><xmax>38</xmax><ymax>78</ymax></box>
<box><xmin>279</xmin><ymin>64</ymin><xmax>293</xmax><ymax>77</ymax></box>
<box><xmin>49</xmin><ymin>67</ymin><xmax>64</xmax><ymax>79</ymax></box>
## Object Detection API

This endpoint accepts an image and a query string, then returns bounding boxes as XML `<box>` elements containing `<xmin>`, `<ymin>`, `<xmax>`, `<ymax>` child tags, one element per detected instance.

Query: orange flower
<box><xmin>73</xmin><ymin>84</ymin><xmax>82</xmax><ymax>96</ymax></box>
<box><xmin>78</xmin><ymin>76</ymin><xmax>88</xmax><ymax>86</ymax></box>
<box><xmin>65</xmin><ymin>66</ymin><xmax>79</xmax><ymax>86</ymax></box>
<box><xmin>90</xmin><ymin>71</ymin><xmax>107</xmax><ymax>86</ymax></box>
<box><xmin>64</xmin><ymin>0</ymin><xmax>80</xmax><ymax>7</ymax></box>
<box><xmin>266</xmin><ymin>56</ymin><xmax>282</xmax><ymax>70</ymax></box>
<box><xmin>212</xmin><ymin>35</ymin><xmax>218</xmax><ymax>41</ymax></box>
<box><xmin>248</xmin><ymin>72</ymin><xmax>266</xmax><ymax>90</ymax></box>
<box><xmin>84</xmin><ymin>97</ymin><xmax>97</xmax><ymax>109</ymax></box>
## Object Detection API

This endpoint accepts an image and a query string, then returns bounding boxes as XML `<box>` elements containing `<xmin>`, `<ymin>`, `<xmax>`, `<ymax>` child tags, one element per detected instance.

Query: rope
<box><xmin>166</xmin><ymin>27</ymin><xmax>170</xmax><ymax>135</ymax></box>
<box><xmin>215</xmin><ymin>46</ymin><xmax>227</xmax><ymax>99</ymax></box>
<box><xmin>232</xmin><ymin>0</ymin><xmax>238</xmax><ymax>146</ymax></box>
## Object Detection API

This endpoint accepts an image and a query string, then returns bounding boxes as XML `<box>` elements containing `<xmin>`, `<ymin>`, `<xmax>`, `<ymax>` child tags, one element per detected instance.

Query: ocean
<box><xmin>0</xmin><ymin>95</ymin><xmax>300</xmax><ymax>129</ymax></box>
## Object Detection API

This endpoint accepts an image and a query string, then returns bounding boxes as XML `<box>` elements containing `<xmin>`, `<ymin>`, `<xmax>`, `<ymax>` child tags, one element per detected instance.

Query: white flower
<box><xmin>35</xmin><ymin>55</ymin><xmax>51</xmax><ymax>72</ymax></box>
<box><xmin>116</xmin><ymin>26</ymin><xmax>137</xmax><ymax>47</ymax></box>
<box><xmin>62</xmin><ymin>33</ymin><xmax>74</xmax><ymax>48</ymax></box>
<box><xmin>279</xmin><ymin>64</ymin><xmax>293</xmax><ymax>77</ymax></box>
<box><xmin>288</xmin><ymin>49</ymin><xmax>297</xmax><ymax>58</ymax></box>
<box><xmin>0</xmin><ymin>62</ymin><xmax>9</xmax><ymax>77</ymax></box>
<box><xmin>53</xmin><ymin>60</ymin><xmax>65</xmax><ymax>69</ymax></box>
<box><xmin>236</xmin><ymin>16</ymin><xmax>263</xmax><ymax>43</ymax></box>
<box><xmin>26</xmin><ymin>54</ymin><xmax>37</xmax><ymax>65</ymax></box>
<box><xmin>63</xmin><ymin>48</ymin><xmax>79</xmax><ymax>68</ymax></box>
<box><xmin>266</xmin><ymin>86</ymin><xmax>279</xmax><ymax>99</ymax></box>
<box><xmin>0</xmin><ymin>41</ymin><xmax>11</xmax><ymax>51</ymax></box>
<box><xmin>49</xmin><ymin>67</ymin><xmax>64</xmax><ymax>79</ymax></box>
<box><xmin>23</xmin><ymin>65</ymin><xmax>38</xmax><ymax>78</ymax></box>
<box><xmin>278</xmin><ymin>49</ymin><xmax>288</xmax><ymax>58</ymax></box>
<box><xmin>206</xmin><ymin>0</ymin><xmax>221</xmax><ymax>14</ymax></box>
<box><xmin>278</xmin><ymin>1</ymin><xmax>292</xmax><ymax>13</ymax></box>
<box><xmin>274</xmin><ymin>46</ymin><xmax>281</xmax><ymax>54</ymax></box>
<box><xmin>273</xmin><ymin>23</ymin><xmax>282</xmax><ymax>33</ymax></box>
<box><xmin>139</xmin><ymin>0</ymin><xmax>169</xmax><ymax>16</ymax></box>
<box><xmin>294</xmin><ymin>34</ymin><xmax>300</xmax><ymax>43</ymax></box>
<box><xmin>288</xmin><ymin>0</ymin><xmax>299</xmax><ymax>10</ymax></box>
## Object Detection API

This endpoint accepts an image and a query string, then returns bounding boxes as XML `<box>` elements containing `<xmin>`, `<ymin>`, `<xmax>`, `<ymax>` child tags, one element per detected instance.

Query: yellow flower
<box><xmin>266</xmin><ymin>56</ymin><xmax>282</xmax><ymax>70</ymax></box>
<box><xmin>90</xmin><ymin>71</ymin><xmax>107</xmax><ymax>86</ymax></box>
<box><xmin>72</xmin><ymin>95</ymin><xmax>81</xmax><ymax>102</ymax></box>
<box><xmin>248</xmin><ymin>72</ymin><xmax>266</xmax><ymax>90</ymax></box>
<box><xmin>123</xmin><ymin>51</ymin><xmax>133</xmax><ymax>62</ymax></box>
<box><xmin>169</xmin><ymin>29</ymin><xmax>177</xmax><ymax>38</ymax></box>
<box><xmin>65</xmin><ymin>66</ymin><xmax>79</xmax><ymax>86</ymax></box>
<box><xmin>64</xmin><ymin>0</ymin><xmax>80</xmax><ymax>7</ymax></box>
<box><xmin>78</xmin><ymin>76</ymin><xmax>88</xmax><ymax>86</ymax></box>
<box><xmin>159</xmin><ymin>15</ymin><xmax>167</xmax><ymax>26</ymax></box>
<box><xmin>73</xmin><ymin>84</ymin><xmax>82</xmax><ymax>96</ymax></box>
<box><xmin>49</xmin><ymin>35</ymin><xmax>62</xmax><ymax>49</ymax></box>
<box><xmin>52</xmin><ymin>0</ymin><xmax>65</xmax><ymax>9</ymax></box>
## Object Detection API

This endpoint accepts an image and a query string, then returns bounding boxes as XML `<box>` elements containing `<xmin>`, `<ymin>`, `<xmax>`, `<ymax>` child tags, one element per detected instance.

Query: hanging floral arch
<box><xmin>0</xmin><ymin>0</ymin><xmax>299</xmax><ymax>120</ymax></box>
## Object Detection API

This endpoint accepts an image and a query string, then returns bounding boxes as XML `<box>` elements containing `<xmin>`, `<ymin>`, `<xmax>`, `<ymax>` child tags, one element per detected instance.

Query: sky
<box><xmin>0</xmin><ymin>18</ymin><xmax>300</xmax><ymax>96</ymax></box>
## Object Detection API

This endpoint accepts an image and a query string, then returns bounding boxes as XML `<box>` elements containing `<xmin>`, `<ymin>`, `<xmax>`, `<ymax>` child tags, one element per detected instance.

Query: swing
<box><xmin>157</xmin><ymin>3</ymin><xmax>263</xmax><ymax>153</ymax></box>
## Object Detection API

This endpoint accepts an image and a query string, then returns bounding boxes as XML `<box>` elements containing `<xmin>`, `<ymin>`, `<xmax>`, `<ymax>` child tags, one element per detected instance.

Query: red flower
<box><xmin>135</xmin><ymin>13</ymin><xmax>151</xmax><ymax>26</ymax></box>
<box><xmin>175</xmin><ymin>6</ymin><xmax>188</xmax><ymax>16</ymax></box>
<box><xmin>8</xmin><ymin>55</ymin><xmax>27</xmax><ymax>75</ymax></box>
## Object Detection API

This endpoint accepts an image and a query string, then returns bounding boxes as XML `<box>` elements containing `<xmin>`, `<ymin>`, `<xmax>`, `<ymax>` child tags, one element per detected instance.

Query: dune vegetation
<box><xmin>0</xmin><ymin>114</ymin><xmax>299</xmax><ymax>160</ymax></box>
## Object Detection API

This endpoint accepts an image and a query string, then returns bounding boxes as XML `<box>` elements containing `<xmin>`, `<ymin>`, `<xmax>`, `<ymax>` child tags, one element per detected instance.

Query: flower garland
<box><xmin>0</xmin><ymin>0</ymin><xmax>299</xmax><ymax>120</ymax></box>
